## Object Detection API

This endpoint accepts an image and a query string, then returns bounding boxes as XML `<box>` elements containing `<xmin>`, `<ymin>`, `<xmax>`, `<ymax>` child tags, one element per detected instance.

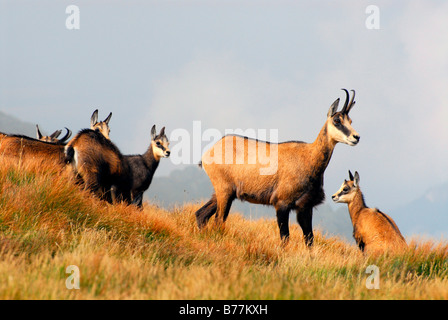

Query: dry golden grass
<box><xmin>0</xmin><ymin>156</ymin><xmax>447</xmax><ymax>299</ymax></box>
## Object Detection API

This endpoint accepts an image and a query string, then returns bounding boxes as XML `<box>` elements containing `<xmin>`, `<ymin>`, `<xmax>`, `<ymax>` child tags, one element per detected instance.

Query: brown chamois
<box><xmin>64</xmin><ymin>128</ymin><xmax>132</xmax><ymax>204</ymax></box>
<box><xmin>332</xmin><ymin>171</ymin><xmax>407</xmax><ymax>254</ymax></box>
<box><xmin>0</xmin><ymin>110</ymin><xmax>112</xmax><ymax>166</ymax></box>
<box><xmin>125</xmin><ymin>125</ymin><xmax>170</xmax><ymax>208</ymax></box>
<box><xmin>36</xmin><ymin>125</ymin><xmax>72</xmax><ymax>144</ymax></box>
<box><xmin>196</xmin><ymin>89</ymin><xmax>360</xmax><ymax>246</ymax></box>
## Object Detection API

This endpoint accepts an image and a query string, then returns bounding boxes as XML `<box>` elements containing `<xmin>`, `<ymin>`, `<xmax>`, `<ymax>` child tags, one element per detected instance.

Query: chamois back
<box><xmin>65</xmin><ymin>129</ymin><xmax>132</xmax><ymax>204</ymax></box>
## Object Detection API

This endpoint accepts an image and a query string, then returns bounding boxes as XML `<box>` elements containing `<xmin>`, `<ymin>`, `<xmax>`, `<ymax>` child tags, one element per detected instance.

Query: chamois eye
<box><xmin>156</xmin><ymin>141</ymin><xmax>161</xmax><ymax>147</ymax></box>
<box><xmin>343</xmin><ymin>187</ymin><xmax>349</xmax><ymax>192</ymax></box>
<box><xmin>334</xmin><ymin>117</ymin><xmax>341</xmax><ymax>126</ymax></box>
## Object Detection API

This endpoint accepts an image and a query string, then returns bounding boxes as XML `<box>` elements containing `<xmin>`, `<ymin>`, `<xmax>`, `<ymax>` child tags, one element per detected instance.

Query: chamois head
<box><xmin>150</xmin><ymin>125</ymin><xmax>170</xmax><ymax>160</ymax></box>
<box><xmin>36</xmin><ymin>125</ymin><xmax>72</xmax><ymax>144</ymax></box>
<box><xmin>326</xmin><ymin>89</ymin><xmax>360</xmax><ymax>146</ymax></box>
<box><xmin>90</xmin><ymin>109</ymin><xmax>112</xmax><ymax>139</ymax></box>
<box><xmin>332</xmin><ymin>170</ymin><xmax>360</xmax><ymax>203</ymax></box>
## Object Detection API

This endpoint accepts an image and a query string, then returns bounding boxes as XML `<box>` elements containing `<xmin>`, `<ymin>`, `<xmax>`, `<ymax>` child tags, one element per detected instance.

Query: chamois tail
<box><xmin>195</xmin><ymin>194</ymin><xmax>217</xmax><ymax>228</ymax></box>
<box><xmin>64</xmin><ymin>145</ymin><xmax>75</xmax><ymax>164</ymax></box>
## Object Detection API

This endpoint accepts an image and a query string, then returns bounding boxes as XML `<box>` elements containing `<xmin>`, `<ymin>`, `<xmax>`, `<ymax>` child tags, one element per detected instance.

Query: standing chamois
<box><xmin>65</xmin><ymin>128</ymin><xmax>131</xmax><ymax>204</ymax></box>
<box><xmin>125</xmin><ymin>125</ymin><xmax>170</xmax><ymax>208</ymax></box>
<box><xmin>0</xmin><ymin>109</ymin><xmax>112</xmax><ymax>166</ymax></box>
<box><xmin>196</xmin><ymin>89</ymin><xmax>360</xmax><ymax>246</ymax></box>
<box><xmin>332</xmin><ymin>171</ymin><xmax>407</xmax><ymax>254</ymax></box>
<box><xmin>36</xmin><ymin>125</ymin><xmax>72</xmax><ymax>144</ymax></box>
<box><xmin>65</xmin><ymin>125</ymin><xmax>170</xmax><ymax>207</ymax></box>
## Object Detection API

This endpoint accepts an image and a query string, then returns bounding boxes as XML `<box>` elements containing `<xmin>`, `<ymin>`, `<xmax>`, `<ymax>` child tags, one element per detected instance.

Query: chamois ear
<box><xmin>104</xmin><ymin>112</ymin><xmax>112</xmax><ymax>125</ymax></box>
<box><xmin>327</xmin><ymin>98</ymin><xmax>340</xmax><ymax>118</ymax></box>
<box><xmin>36</xmin><ymin>125</ymin><xmax>43</xmax><ymax>140</ymax></box>
<box><xmin>348</xmin><ymin>170</ymin><xmax>354</xmax><ymax>181</ymax></box>
<box><xmin>151</xmin><ymin>125</ymin><xmax>157</xmax><ymax>140</ymax></box>
<box><xmin>353</xmin><ymin>171</ymin><xmax>360</xmax><ymax>188</ymax></box>
<box><xmin>159</xmin><ymin>126</ymin><xmax>165</xmax><ymax>137</ymax></box>
<box><xmin>91</xmin><ymin>109</ymin><xmax>99</xmax><ymax>127</ymax></box>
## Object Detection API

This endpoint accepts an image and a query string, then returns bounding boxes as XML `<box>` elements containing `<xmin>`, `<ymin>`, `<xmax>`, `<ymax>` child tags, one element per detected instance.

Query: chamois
<box><xmin>0</xmin><ymin>110</ymin><xmax>111</xmax><ymax>166</ymax></box>
<box><xmin>196</xmin><ymin>89</ymin><xmax>360</xmax><ymax>246</ymax></box>
<box><xmin>332</xmin><ymin>171</ymin><xmax>407</xmax><ymax>254</ymax></box>
<box><xmin>65</xmin><ymin>125</ymin><xmax>170</xmax><ymax>207</ymax></box>
<box><xmin>36</xmin><ymin>125</ymin><xmax>72</xmax><ymax>144</ymax></box>
<box><xmin>125</xmin><ymin>125</ymin><xmax>170</xmax><ymax>208</ymax></box>
<box><xmin>65</xmin><ymin>128</ymin><xmax>132</xmax><ymax>204</ymax></box>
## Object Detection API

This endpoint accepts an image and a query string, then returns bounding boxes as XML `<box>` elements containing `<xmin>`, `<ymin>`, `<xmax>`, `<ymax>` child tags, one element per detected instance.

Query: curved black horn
<box><xmin>58</xmin><ymin>127</ymin><xmax>72</xmax><ymax>143</ymax></box>
<box><xmin>347</xmin><ymin>90</ymin><xmax>356</xmax><ymax>113</ymax></box>
<box><xmin>341</xmin><ymin>89</ymin><xmax>350</xmax><ymax>114</ymax></box>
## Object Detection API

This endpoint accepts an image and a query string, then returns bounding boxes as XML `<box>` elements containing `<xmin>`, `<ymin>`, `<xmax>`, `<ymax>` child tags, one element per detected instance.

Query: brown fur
<box><xmin>65</xmin><ymin>129</ymin><xmax>132</xmax><ymax>204</ymax></box>
<box><xmin>332</xmin><ymin>171</ymin><xmax>407</xmax><ymax>254</ymax></box>
<box><xmin>0</xmin><ymin>133</ymin><xmax>66</xmax><ymax>165</ymax></box>
<box><xmin>0</xmin><ymin>110</ymin><xmax>110</xmax><ymax>167</ymax></box>
<box><xmin>196</xmin><ymin>89</ymin><xmax>360</xmax><ymax>246</ymax></box>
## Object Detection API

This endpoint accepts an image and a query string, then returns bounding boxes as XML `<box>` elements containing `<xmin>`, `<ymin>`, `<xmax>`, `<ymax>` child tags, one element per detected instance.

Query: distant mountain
<box><xmin>145</xmin><ymin>165</ymin><xmax>354</xmax><ymax>242</ymax></box>
<box><xmin>391</xmin><ymin>182</ymin><xmax>448</xmax><ymax>239</ymax></box>
<box><xmin>0</xmin><ymin>110</ymin><xmax>37</xmax><ymax>137</ymax></box>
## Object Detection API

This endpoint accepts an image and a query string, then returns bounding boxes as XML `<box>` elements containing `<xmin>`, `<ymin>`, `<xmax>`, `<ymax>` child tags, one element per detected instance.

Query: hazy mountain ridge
<box><xmin>392</xmin><ymin>182</ymin><xmax>448</xmax><ymax>239</ymax></box>
<box><xmin>0</xmin><ymin>110</ymin><xmax>37</xmax><ymax>137</ymax></box>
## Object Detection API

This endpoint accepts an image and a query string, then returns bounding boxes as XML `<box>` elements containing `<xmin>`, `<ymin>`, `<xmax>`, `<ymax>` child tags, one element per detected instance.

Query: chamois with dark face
<box><xmin>36</xmin><ymin>125</ymin><xmax>72</xmax><ymax>144</ymax></box>
<box><xmin>196</xmin><ymin>89</ymin><xmax>360</xmax><ymax>246</ymax></box>
<box><xmin>332</xmin><ymin>171</ymin><xmax>407</xmax><ymax>254</ymax></box>
<box><xmin>125</xmin><ymin>125</ymin><xmax>170</xmax><ymax>208</ymax></box>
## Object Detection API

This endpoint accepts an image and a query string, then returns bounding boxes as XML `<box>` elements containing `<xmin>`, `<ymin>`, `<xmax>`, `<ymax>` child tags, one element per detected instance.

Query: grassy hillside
<box><xmin>0</xmin><ymin>158</ymin><xmax>447</xmax><ymax>300</ymax></box>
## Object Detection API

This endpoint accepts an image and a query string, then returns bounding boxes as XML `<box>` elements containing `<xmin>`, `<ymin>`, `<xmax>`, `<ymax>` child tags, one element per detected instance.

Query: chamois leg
<box><xmin>195</xmin><ymin>194</ymin><xmax>217</xmax><ymax>228</ymax></box>
<box><xmin>275</xmin><ymin>208</ymin><xmax>290</xmax><ymax>242</ymax></box>
<box><xmin>132</xmin><ymin>192</ymin><xmax>144</xmax><ymax>209</ymax></box>
<box><xmin>110</xmin><ymin>185</ymin><xmax>117</xmax><ymax>204</ymax></box>
<box><xmin>214</xmin><ymin>192</ymin><xmax>234</xmax><ymax>226</ymax></box>
<box><xmin>296</xmin><ymin>207</ymin><xmax>314</xmax><ymax>247</ymax></box>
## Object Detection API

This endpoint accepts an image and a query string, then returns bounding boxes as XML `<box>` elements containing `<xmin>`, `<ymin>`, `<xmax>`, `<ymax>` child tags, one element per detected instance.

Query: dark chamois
<box><xmin>65</xmin><ymin>125</ymin><xmax>170</xmax><ymax>206</ymax></box>
<box><xmin>332</xmin><ymin>171</ymin><xmax>407</xmax><ymax>254</ymax></box>
<box><xmin>196</xmin><ymin>89</ymin><xmax>360</xmax><ymax>246</ymax></box>
<box><xmin>65</xmin><ymin>129</ymin><xmax>132</xmax><ymax>204</ymax></box>
<box><xmin>125</xmin><ymin>125</ymin><xmax>170</xmax><ymax>208</ymax></box>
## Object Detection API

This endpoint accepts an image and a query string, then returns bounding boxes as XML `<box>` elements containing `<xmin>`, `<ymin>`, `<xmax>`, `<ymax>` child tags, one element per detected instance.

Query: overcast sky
<box><xmin>1</xmin><ymin>0</ymin><xmax>447</xmax><ymax>211</ymax></box>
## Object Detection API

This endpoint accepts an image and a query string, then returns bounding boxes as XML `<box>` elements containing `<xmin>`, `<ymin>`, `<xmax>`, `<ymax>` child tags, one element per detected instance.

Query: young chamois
<box><xmin>65</xmin><ymin>128</ymin><xmax>131</xmax><ymax>204</ymax></box>
<box><xmin>36</xmin><ymin>125</ymin><xmax>72</xmax><ymax>144</ymax></box>
<box><xmin>332</xmin><ymin>171</ymin><xmax>407</xmax><ymax>254</ymax></box>
<box><xmin>90</xmin><ymin>109</ymin><xmax>112</xmax><ymax>140</ymax></box>
<box><xmin>65</xmin><ymin>125</ymin><xmax>170</xmax><ymax>206</ymax></box>
<box><xmin>0</xmin><ymin>110</ymin><xmax>112</xmax><ymax>166</ymax></box>
<box><xmin>125</xmin><ymin>125</ymin><xmax>170</xmax><ymax>208</ymax></box>
<box><xmin>196</xmin><ymin>89</ymin><xmax>360</xmax><ymax>246</ymax></box>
